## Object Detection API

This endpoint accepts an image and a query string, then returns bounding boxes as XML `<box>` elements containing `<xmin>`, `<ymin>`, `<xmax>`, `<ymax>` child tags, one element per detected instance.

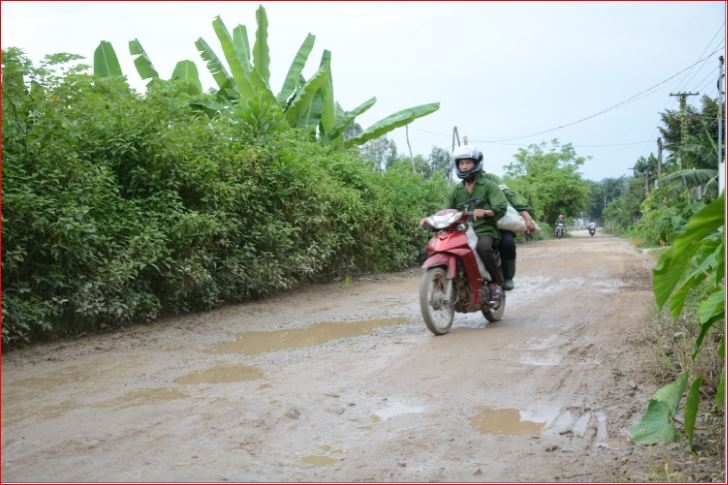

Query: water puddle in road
<box><xmin>371</xmin><ymin>401</ymin><xmax>425</xmax><ymax>422</ymax></box>
<box><xmin>299</xmin><ymin>444</ymin><xmax>345</xmax><ymax>466</ymax></box>
<box><xmin>469</xmin><ymin>407</ymin><xmax>554</xmax><ymax>436</ymax></box>
<box><xmin>520</xmin><ymin>353</ymin><xmax>562</xmax><ymax>366</ymax></box>
<box><xmin>300</xmin><ymin>455</ymin><xmax>337</xmax><ymax>466</ymax></box>
<box><xmin>205</xmin><ymin>317</ymin><xmax>411</xmax><ymax>355</ymax></box>
<box><xmin>174</xmin><ymin>365</ymin><xmax>264</xmax><ymax>384</ymax></box>
<box><xmin>2</xmin><ymin>398</ymin><xmax>80</xmax><ymax>426</ymax></box>
<box><xmin>99</xmin><ymin>387</ymin><xmax>188</xmax><ymax>409</ymax></box>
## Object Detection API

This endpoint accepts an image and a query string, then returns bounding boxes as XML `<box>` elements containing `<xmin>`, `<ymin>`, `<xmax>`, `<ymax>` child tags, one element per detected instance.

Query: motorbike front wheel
<box><xmin>419</xmin><ymin>267</ymin><xmax>454</xmax><ymax>335</ymax></box>
<box><xmin>482</xmin><ymin>291</ymin><xmax>506</xmax><ymax>322</ymax></box>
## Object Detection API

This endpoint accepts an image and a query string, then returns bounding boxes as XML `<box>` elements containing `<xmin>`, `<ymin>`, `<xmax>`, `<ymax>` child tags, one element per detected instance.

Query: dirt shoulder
<box><xmin>1</xmin><ymin>231</ymin><xmax>724</xmax><ymax>482</ymax></box>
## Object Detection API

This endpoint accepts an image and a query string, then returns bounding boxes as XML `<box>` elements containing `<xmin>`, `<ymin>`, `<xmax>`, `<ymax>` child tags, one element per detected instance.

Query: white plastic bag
<box><xmin>497</xmin><ymin>204</ymin><xmax>527</xmax><ymax>233</ymax></box>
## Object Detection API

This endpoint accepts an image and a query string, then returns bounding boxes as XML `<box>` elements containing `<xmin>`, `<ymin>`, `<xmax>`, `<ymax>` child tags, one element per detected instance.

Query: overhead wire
<box><xmin>478</xmin><ymin>46</ymin><xmax>726</xmax><ymax>143</ymax></box>
<box><xmin>674</xmin><ymin>23</ymin><xmax>725</xmax><ymax>91</ymax></box>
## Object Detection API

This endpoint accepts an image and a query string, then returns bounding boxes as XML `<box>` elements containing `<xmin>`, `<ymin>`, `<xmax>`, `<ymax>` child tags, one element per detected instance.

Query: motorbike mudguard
<box><xmin>422</xmin><ymin>253</ymin><xmax>457</xmax><ymax>279</ymax></box>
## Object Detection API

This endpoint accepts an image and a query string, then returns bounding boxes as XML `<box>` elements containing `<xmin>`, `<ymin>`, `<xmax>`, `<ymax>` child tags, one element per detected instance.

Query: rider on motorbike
<box><xmin>447</xmin><ymin>145</ymin><xmax>509</xmax><ymax>300</ymax></box>
<box><xmin>481</xmin><ymin>172</ymin><xmax>536</xmax><ymax>291</ymax></box>
<box><xmin>555</xmin><ymin>213</ymin><xmax>566</xmax><ymax>236</ymax></box>
<box><xmin>587</xmin><ymin>221</ymin><xmax>596</xmax><ymax>236</ymax></box>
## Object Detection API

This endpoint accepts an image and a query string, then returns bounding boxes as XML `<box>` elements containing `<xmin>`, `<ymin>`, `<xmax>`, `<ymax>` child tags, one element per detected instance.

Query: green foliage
<box><xmin>93</xmin><ymin>5</ymin><xmax>439</xmax><ymax>147</ymax></box>
<box><xmin>629</xmin><ymin>193</ymin><xmax>725</xmax><ymax>447</ymax></box>
<box><xmin>503</xmin><ymin>139</ymin><xmax>590</xmax><ymax>224</ymax></box>
<box><xmin>659</xmin><ymin>95</ymin><xmax>719</xmax><ymax>170</ymax></box>
<box><xmin>628</xmin><ymin>373</ymin><xmax>687</xmax><ymax>444</ymax></box>
<box><xmin>1</xmin><ymin>50</ymin><xmax>449</xmax><ymax>347</ymax></box>
<box><xmin>602</xmin><ymin>176</ymin><xmax>645</xmax><ymax>235</ymax></box>
<box><xmin>93</xmin><ymin>41</ymin><xmax>122</xmax><ymax>78</ymax></box>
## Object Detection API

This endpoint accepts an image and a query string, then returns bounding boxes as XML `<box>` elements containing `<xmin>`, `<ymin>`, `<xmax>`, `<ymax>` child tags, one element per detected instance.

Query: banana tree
<box><xmin>194</xmin><ymin>5</ymin><xmax>439</xmax><ymax>146</ymax></box>
<box><xmin>93</xmin><ymin>39</ymin><xmax>203</xmax><ymax>95</ymax></box>
<box><xmin>94</xmin><ymin>5</ymin><xmax>439</xmax><ymax>147</ymax></box>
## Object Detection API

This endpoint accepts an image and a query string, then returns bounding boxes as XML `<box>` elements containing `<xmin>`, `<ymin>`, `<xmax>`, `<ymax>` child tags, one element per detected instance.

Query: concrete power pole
<box><xmin>719</xmin><ymin>56</ymin><xmax>725</xmax><ymax>194</ymax></box>
<box><xmin>656</xmin><ymin>137</ymin><xmax>663</xmax><ymax>189</ymax></box>
<box><xmin>669</xmin><ymin>91</ymin><xmax>699</xmax><ymax>169</ymax></box>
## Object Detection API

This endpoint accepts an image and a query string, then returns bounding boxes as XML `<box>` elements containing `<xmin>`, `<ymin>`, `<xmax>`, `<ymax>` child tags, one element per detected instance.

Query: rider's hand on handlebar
<box><xmin>474</xmin><ymin>209</ymin><xmax>493</xmax><ymax>219</ymax></box>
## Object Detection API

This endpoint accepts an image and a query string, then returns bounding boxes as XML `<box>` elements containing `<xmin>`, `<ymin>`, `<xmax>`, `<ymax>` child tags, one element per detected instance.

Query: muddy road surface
<box><xmin>2</xmin><ymin>231</ymin><xmax>660</xmax><ymax>482</ymax></box>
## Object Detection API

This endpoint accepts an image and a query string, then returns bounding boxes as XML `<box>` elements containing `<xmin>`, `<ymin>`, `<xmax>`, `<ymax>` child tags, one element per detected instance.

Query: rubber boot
<box><xmin>502</xmin><ymin>259</ymin><xmax>516</xmax><ymax>291</ymax></box>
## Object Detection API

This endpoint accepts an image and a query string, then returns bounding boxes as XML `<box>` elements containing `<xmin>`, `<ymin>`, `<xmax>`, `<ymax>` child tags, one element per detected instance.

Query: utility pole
<box><xmin>451</xmin><ymin>126</ymin><xmax>461</xmax><ymax>152</ymax></box>
<box><xmin>718</xmin><ymin>56</ymin><xmax>725</xmax><ymax>194</ymax></box>
<box><xmin>450</xmin><ymin>127</ymin><xmax>461</xmax><ymax>182</ymax></box>
<box><xmin>405</xmin><ymin>125</ymin><xmax>413</xmax><ymax>159</ymax></box>
<box><xmin>656</xmin><ymin>137</ymin><xmax>663</xmax><ymax>189</ymax></box>
<box><xmin>669</xmin><ymin>91</ymin><xmax>699</xmax><ymax>169</ymax></box>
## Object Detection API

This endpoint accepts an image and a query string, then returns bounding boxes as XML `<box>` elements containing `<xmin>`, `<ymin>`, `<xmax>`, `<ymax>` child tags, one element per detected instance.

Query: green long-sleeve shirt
<box><xmin>447</xmin><ymin>174</ymin><xmax>508</xmax><ymax>239</ymax></box>
<box><xmin>482</xmin><ymin>173</ymin><xmax>534</xmax><ymax>215</ymax></box>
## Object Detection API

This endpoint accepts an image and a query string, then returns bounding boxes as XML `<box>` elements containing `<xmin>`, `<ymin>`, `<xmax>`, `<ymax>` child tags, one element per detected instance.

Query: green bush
<box><xmin>1</xmin><ymin>50</ymin><xmax>449</xmax><ymax>347</ymax></box>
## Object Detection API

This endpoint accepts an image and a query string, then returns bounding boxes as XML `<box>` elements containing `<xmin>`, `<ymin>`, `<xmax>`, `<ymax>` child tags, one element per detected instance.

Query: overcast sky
<box><xmin>2</xmin><ymin>1</ymin><xmax>725</xmax><ymax>181</ymax></box>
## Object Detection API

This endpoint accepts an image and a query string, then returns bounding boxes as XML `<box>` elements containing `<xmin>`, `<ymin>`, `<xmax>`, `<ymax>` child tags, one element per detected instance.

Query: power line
<box><xmin>481</xmin><ymin>46</ymin><xmax>726</xmax><ymax>143</ymax></box>
<box><xmin>675</xmin><ymin>22</ymin><xmax>726</xmax><ymax>91</ymax></box>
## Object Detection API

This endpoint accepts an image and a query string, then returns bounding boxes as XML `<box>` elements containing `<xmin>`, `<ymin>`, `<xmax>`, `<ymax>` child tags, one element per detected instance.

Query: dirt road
<box><xmin>2</xmin><ymin>231</ymin><xmax>662</xmax><ymax>482</ymax></box>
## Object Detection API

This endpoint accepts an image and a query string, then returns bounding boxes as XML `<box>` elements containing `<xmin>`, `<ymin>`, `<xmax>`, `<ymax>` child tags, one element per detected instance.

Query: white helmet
<box><xmin>453</xmin><ymin>145</ymin><xmax>483</xmax><ymax>181</ymax></box>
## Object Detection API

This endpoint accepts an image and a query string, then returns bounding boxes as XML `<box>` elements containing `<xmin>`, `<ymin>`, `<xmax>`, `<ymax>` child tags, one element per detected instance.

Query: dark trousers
<box><xmin>499</xmin><ymin>230</ymin><xmax>516</xmax><ymax>260</ymax></box>
<box><xmin>476</xmin><ymin>234</ymin><xmax>502</xmax><ymax>285</ymax></box>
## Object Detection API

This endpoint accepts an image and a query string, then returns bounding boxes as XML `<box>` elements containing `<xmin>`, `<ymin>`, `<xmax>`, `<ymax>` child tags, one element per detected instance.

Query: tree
<box><xmin>360</xmin><ymin>136</ymin><xmax>398</xmax><ymax>172</ymax></box>
<box><xmin>602</xmin><ymin>176</ymin><xmax>645</xmax><ymax>233</ymax></box>
<box><xmin>503</xmin><ymin>140</ymin><xmax>590</xmax><ymax>224</ymax></box>
<box><xmin>658</xmin><ymin>95</ymin><xmax>720</xmax><ymax>171</ymax></box>
<box><xmin>428</xmin><ymin>146</ymin><xmax>451</xmax><ymax>180</ymax></box>
<box><xmin>92</xmin><ymin>6</ymin><xmax>440</xmax><ymax>147</ymax></box>
<box><xmin>633</xmin><ymin>154</ymin><xmax>659</xmax><ymax>194</ymax></box>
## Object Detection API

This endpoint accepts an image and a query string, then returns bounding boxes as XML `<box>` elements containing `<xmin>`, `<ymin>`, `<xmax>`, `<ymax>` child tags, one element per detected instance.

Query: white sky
<box><xmin>2</xmin><ymin>1</ymin><xmax>726</xmax><ymax>181</ymax></box>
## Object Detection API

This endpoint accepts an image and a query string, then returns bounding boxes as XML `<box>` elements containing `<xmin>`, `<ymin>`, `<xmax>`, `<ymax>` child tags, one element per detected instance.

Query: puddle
<box><xmin>523</xmin><ymin>335</ymin><xmax>559</xmax><ymax>351</ymax></box>
<box><xmin>469</xmin><ymin>407</ymin><xmax>549</xmax><ymax>436</ymax></box>
<box><xmin>300</xmin><ymin>455</ymin><xmax>337</xmax><ymax>466</ymax></box>
<box><xmin>299</xmin><ymin>444</ymin><xmax>345</xmax><ymax>466</ymax></box>
<box><xmin>593</xmin><ymin>280</ymin><xmax>625</xmax><ymax>292</ymax></box>
<box><xmin>520</xmin><ymin>353</ymin><xmax>561</xmax><ymax>367</ymax></box>
<box><xmin>174</xmin><ymin>365</ymin><xmax>264</xmax><ymax>385</ymax></box>
<box><xmin>2</xmin><ymin>398</ymin><xmax>80</xmax><ymax>426</ymax></box>
<box><xmin>99</xmin><ymin>387</ymin><xmax>188</xmax><ymax>409</ymax></box>
<box><xmin>206</xmin><ymin>317</ymin><xmax>411</xmax><ymax>355</ymax></box>
<box><xmin>373</xmin><ymin>401</ymin><xmax>426</xmax><ymax>421</ymax></box>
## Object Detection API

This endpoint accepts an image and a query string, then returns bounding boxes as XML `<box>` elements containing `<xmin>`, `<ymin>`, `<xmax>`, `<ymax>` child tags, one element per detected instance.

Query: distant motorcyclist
<box><xmin>587</xmin><ymin>221</ymin><xmax>596</xmax><ymax>236</ymax></box>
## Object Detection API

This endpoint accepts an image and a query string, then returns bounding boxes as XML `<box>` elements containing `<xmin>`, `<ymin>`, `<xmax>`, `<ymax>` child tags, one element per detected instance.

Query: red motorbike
<box><xmin>419</xmin><ymin>199</ymin><xmax>505</xmax><ymax>335</ymax></box>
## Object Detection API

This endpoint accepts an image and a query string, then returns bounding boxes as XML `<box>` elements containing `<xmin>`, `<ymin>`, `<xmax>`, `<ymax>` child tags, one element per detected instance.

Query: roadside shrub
<box><xmin>1</xmin><ymin>51</ymin><xmax>449</xmax><ymax>347</ymax></box>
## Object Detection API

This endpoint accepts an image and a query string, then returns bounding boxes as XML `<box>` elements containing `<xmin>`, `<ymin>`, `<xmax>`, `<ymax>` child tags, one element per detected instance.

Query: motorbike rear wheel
<box><xmin>482</xmin><ymin>291</ymin><xmax>506</xmax><ymax>322</ymax></box>
<box><xmin>419</xmin><ymin>267</ymin><xmax>454</xmax><ymax>335</ymax></box>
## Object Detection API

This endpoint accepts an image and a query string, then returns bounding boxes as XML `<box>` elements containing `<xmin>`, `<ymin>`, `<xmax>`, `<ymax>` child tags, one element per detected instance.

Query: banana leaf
<box><xmin>128</xmin><ymin>38</ymin><xmax>159</xmax><ymax>83</ymax></box>
<box><xmin>94</xmin><ymin>41</ymin><xmax>123</xmax><ymax>78</ymax></box>
<box><xmin>253</xmin><ymin>5</ymin><xmax>270</xmax><ymax>85</ymax></box>
<box><xmin>212</xmin><ymin>16</ymin><xmax>252</xmax><ymax>99</ymax></box>
<box><xmin>327</xmin><ymin>97</ymin><xmax>377</xmax><ymax>142</ymax></box>
<box><xmin>171</xmin><ymin>60</ymin><xmax>203</xmax><ymax>95</ymax></box>
<box><xmin>195</xmin><ymin>37</ymin><xmax>234</xmax><ymax>93</ymax></box>
<box><xmin>653</xmin><ymin>192</ymin><xmax>725</xmax><ymax>311</ymax></box>
<box><xmin>285</xmin><ymin>63</ymin><xmax>330</xmax><ymax>127</ymax></box>
<box><xmin>277</xmin><ymin>33</ymin><xmax>315</xmax><ymax>106</ymax></box>
<box><xmin>345</xmin><ymin>102</ymin><xmax>440</xmax><ymax>147</ymax></box>
<box><xmin>661</xmin><ymin>168</ymin><xmax>717</xmax><ymax>189</ymax></box>
<box><xmin>232</xmin><ymin>25</ymin><xmax>252</xmax><ymax>75</ymax></box>
<box><xmin>317</xmin><ymin>50</ymin><xmax>335</xmax><ymax>135</ymax></box>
